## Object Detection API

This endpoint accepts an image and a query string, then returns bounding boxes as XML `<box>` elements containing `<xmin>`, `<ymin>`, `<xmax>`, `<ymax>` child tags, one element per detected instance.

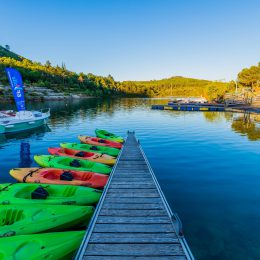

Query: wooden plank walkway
<box><xmin>75</xmin><ymin>132</ymin><xmax>194</xmax><ymax>259</ymax></box>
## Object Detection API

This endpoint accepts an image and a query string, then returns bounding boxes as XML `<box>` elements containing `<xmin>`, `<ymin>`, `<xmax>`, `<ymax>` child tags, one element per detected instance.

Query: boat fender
<box><xmin>31</xmin><ymin>186</ymin><xmax>49</xmax><ymax>199</ymax></box>
<box><xmin>98</xmin><ymin>139</ymin><xmax>106</xmax><ymax>143</ymax></box>
<box><xmin>75</xmin><ymin>151</ymin><xmax>85</xmax><ymax>157</ymax></box>
<box><xmin>60</xmin><ymin>171</ymin><xmax>74</xmax><ymax>181</ymax></box>
<box><xmin>70</xmin><ymin>159</ymin><xmax>81</xmax><ymax>167</ymax></box>
<box><xmin>90</xmin><ymin>146</ymin><xmax>98</xmax><ymax>151</ymax></box>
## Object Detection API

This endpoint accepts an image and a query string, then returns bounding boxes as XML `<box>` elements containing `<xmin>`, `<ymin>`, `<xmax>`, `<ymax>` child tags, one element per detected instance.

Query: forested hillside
<box><xmin>0</xmin><ymin>45</ymin><xmax>122</xmax><ymax>97</ymax></box>
<box><xmin>119</xmin><ymin>77</ymin><xmax>233</xmax><ymax>100</ymax></box>
<box><xmin>0</xmin><ymin>45</ymin><xmax>241</xmax><ymax>100</ymax></box>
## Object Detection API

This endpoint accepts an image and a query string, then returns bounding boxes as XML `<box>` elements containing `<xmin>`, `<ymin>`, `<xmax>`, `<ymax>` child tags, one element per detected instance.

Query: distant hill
<box><xmin>118</xmin><ymin>76</ymin><xmax>233</xmax><ymax>100</ymax></box>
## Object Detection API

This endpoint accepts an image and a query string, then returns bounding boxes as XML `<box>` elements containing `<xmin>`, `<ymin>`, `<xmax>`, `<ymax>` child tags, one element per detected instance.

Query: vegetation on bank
<box><xmin>1</xmin><ymin>45</ymin><xmax>258</xmax><ymax>101</ymax></box>
<box><xmin>0</xmin><ymin>45</ymin><xmax>123</xmax><ymax>97</ymax></box>
<box><xmin>237</xmin><ymin>62</ymin><xmax>260</xmax><ymax>92</ymax></box>
<box><xmin>118</xmin><ymin>77</ymin><xmax>234</xmax><ymax>101</ymax></box>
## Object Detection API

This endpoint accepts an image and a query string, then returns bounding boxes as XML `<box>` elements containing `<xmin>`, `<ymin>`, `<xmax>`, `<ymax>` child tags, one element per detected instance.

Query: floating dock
<box><xmin>76</xmin><ymin>132</ymin><xmax>194</xmax><ymax>259</ymax></box>
<box><xmin>152</xmin><ymin>104</ymin><xmax>225</xmax><ymax>111</ymax></box>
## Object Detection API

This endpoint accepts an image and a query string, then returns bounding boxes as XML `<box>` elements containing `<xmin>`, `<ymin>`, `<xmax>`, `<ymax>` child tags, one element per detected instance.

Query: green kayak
<box><xmin>0</xmin><ymin>205</ymin><xmax>94</xmax><ymax>237</ymax></box>
<box><xmin>0</xmin><ymin>183</ymin><xmax>101</xmax><ymax>205</ymax></box>
<box><xmin>61</xmin><ymin>142</ymin><xmax>120</xmax><ymax>157</ymax></box>
<box><xmin>95</xmin><ymin>129</ymin><xmax>124</xmax><ymax>143</ymax></box>
<box><xmin>0</xmin><ymin>231</ymin><xmax>84</xmax><ymax>259</ymax></box>
<box><xmin>34</xmin><ymin>155</ymin><xmax>111</xmax><ymax>175</ymax></box>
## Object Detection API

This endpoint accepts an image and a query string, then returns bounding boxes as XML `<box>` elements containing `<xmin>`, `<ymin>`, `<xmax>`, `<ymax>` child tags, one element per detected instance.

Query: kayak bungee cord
<box><xmin>22</xmin><ymin>168</ymin><xmax>42</xmax><ymax>183</ymax></box>
<box><xmin>0</xmin><ymin>183</ymin><xmax>15</xmax><ymax>192</ymax></box>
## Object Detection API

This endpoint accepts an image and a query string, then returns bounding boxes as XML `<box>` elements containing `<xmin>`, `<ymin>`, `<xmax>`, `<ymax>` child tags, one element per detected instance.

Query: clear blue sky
<box><xmin>0</xmin><ymin>0</ymin><xmax>259</xmax><ymax>81</ymax></box>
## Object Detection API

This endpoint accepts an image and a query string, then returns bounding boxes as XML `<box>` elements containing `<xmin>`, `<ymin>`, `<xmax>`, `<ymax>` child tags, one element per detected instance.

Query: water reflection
<box><xmin>0</xmin><ymin>125</ymin><xmax>51</xmax><ymax>144</ymax></box>
<box><xmin>232</xmin><ymin>113</ymin><xmax>260</xmax><ymax>140</ymax></box>
<box><xmin>1</xmin><ymin>98</ymin><xmax>259</xmax><ymax>141</ymax></box>
<box><xmin>19</xmin><ymin>142</ymin><xmax>33</xmax><ymax>167</ymax></box>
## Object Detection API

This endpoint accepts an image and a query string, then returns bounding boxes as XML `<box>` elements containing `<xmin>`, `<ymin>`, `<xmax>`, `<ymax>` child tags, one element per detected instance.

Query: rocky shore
<box><xmin>0</xmin><ymin>85</ymin><xmax>92</xmax><ymax>102</ymax></box>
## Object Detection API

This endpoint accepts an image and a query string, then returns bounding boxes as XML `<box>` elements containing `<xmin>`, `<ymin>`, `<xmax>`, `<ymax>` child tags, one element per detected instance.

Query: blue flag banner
<box><xmin>5</xmin><ymin>68</ymin><xmax>26</xmax><ymax>111</ymax></box>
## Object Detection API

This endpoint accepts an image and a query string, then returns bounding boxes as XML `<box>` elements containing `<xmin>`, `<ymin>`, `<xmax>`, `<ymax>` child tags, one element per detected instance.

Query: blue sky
<box><xmin>0</xmin><ymin>0</ymin><xmax>259</xmax><ymax>81</ymax></box>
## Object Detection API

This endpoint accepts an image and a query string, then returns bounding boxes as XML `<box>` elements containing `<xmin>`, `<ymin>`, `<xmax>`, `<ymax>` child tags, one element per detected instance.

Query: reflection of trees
<box><xmin>203</xmin><ymin>112</ymin><xmax>223</xmax><ymax>123</ymax></box>
<box><xmin>231</xmin><ymin>113</ymin><xmax>260</xmax><ymax>141</ymax></box>
<box><xmin>223</xmin><ymin>112</ymin><xmax>234</xmax><ymax>122</ymax></box>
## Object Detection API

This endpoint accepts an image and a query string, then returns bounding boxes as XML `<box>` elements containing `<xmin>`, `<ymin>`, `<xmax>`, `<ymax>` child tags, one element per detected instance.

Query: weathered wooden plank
<box><xmin>116</xmin><ymin>165</ymin><xmax>148</xmax><ymax>168</ymax></box>
<box><xmin>93</xmin><ymin>223</ymin><xmax>174</xmax><ymax>233</ymax></box>
<box><xmin>96</xmin><ymin>216</ymin><xmax>171</xmax><ymax>224</ymax></box>
<box><xmin>114</xmin><ymin>170</ymin><xmax>151</xmax><ymax>177</ymax></box>
<box><xmin>102</xmin><ymin>203</ymin><xmax>165</xmax><ymax>210</ymax></box>
<box><xmin>114</xmin><ymin>172</ymin><xmax>151</xmax><ymax>176</ymax></box>
<box><xmin>115</xmin><ymin>169</ymin><xmax>149</xmax><ymax>172</ymax></box>
<box><xmin>116</xmin><ymin>165</ymin><xmax>147</xmax><ymax>168</ymax></box>
<box><xmin>104</xmin><ymin>197</ymin><xmax>162</xmax><ymax>204</ymax></box>
<box><xmin>111</xmin><ymin>176</ymin><xmax>153</xmax><ymax>180</ymax></box>
<box><xmin>109</xmin><ymin>187</ymin><xmax>155</xmax><ymax>191</ymax></box>
<box><xmin>84</xmin><ymin>243</ymin><xmax>185</xmax><ymax>256</ymax></box>
<box><xmin>110</xmin><ymin>183</ymin><xmax>155</xmax><ymax>188</ymax></box>
<box><xmin>119</xmin><ymin>158</ymin><xmax>145</xmax><ymax>161</ymax></box>
<box><xmin>107</xmin><ymin>188</ymin><xmax>158</xmax><ymax>193</ymax></box>
<box><xmin>117</xmin><ymin>163</ymin><xmax>147</xmax><ymax>166</ymax></box>
<box><xmin>112</xmin><ymin>176</ymin><xmax>151</xmax><ymax>180</ymax></box>
<box><xmin>99</xmin><ymin>209</ymin><xmax>168</xmax><ymax>217</ymax></box>
<box><xmin>84</xmin><ymin>255</ymin><xmax>187</xmax><ymax>260</ymax></box>
<box><xmin>89</xmin><ymin>232</ymin><xmax>178</xmax><ymax>243</ymax></box>
<box><xmin>106</xmin><ymin>192</ymin><xmax>160</xmax><ymax>198</ymax></box>
<box><xmin>111</xmin><ymin>180</ymin><xmax>153</xmax><ymax>183</ymax></box>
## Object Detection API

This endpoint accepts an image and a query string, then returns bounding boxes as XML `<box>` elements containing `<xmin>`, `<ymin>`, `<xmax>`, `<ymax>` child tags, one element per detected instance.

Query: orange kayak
<box><xmin>48</xmin><ymin>147</ymin><xmax>116</xmax><ymax>166</ymax></box>
<box><xmin>10</xmin><ymin>168</ymin><xmax>108</xmax><ymax>189</ymax></box>
<box><xmin>78</xmin><ymin>135</ymin><xmax>122</xmax><ymax>149</ymax></box>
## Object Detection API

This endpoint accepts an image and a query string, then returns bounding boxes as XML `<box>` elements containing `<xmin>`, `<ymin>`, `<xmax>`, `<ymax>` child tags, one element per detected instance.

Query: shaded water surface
<box><xmin>0</xmin><ymin>98</ymin><xmax>259</xmax><ymax>259</ymax></box>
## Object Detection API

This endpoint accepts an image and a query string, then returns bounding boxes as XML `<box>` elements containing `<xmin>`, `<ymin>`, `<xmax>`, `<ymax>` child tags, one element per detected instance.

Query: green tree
<box><xmin>238</xmin><ymin>62</ymin><xmax>260</xmax><ymax>91</ymax></box>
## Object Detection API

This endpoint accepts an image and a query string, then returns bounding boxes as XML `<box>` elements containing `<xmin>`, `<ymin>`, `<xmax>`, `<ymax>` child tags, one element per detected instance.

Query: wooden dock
<box><xmin>152</xmin><ymin>104</ymin><xmax>225</xmax><ymax>111</ymax></box>
<box><xmin>75</xmin><ymin>132</ymin><xmax>194</xmax><ymax>259</ymax></box>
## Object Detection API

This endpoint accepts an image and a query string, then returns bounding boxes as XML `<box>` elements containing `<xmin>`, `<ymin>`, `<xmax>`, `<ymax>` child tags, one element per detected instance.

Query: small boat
<box><xmin>0</xmin><ymin>205</ymin><xmax>94</xmax><ymax>237</ymax></box>
<box><xmin>78</xmin><ymin>135</ymin><xmax>122</xmax><ymax>149</ymax></box>
<box><xmin>1</xmin><ymin>68</ymin><xmax>50</xmax><ymax>134</ymax></box>
<box><xmin>10</xmin><ymin>167</ymin><xmax>108</xmax><ymax>189</ymax></box>
<box><xmin>0</xmin><ymin>183</ymin><xmax>101</xmax><ymax>205</ymax></box>
<box><xmin>60</xmin><ymin>142</ymin><xmax>120</xmax><ymax>157</ymax></box>
<box><xmin>0</xmin><ymin>109</ymin><xmax>50</xmax><ymax>134</ymax></box>
<box><xmin>95</xmin><ymin>129</ymin><xmax>124</xmax><ymax>143</ymax></box>
<box><xmin>48</xmin><ymin>147</ymin><xmax>116</xmax><ymax>166</ymax></box>
<box><xmin>34</xmin><ymin>155</ymin><xmax>112</xmax><ymax>175</ymax></box>
<box><xmin>0</xmin><ymin>231</ymin><xmax>84</xmax><ymax>259</ymax></box>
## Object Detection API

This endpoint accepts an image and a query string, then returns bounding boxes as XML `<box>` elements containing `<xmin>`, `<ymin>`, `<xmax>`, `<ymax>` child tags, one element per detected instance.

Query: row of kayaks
<box><xmin>0</xmin><ymin>129</ymin><xmax>124</xmax><ymax>259</ymax></box>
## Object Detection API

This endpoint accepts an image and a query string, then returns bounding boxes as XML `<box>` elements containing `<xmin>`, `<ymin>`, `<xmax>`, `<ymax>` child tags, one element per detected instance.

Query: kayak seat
<box><xmin>60</xmin><ymin>171</ymin><xmax>73</xmax><ymax>181</ymax></box>
<box><xmin>70</xmin><ymin>159</ymin><xmax>81</xmax><ymax>168</ymax></box>
<box><xmin>31</xmin><ymin>186</ymin><xmax>49</xmax><ymax>200</ymax></box>
<box><xmin>75</xmin><ymin>151</ymin><xmax>85</xmax><ymax>157</ymax></box>
<box><xmin>90</xmin><ymin>146</ymin><xmax>98</xmax><ymax>151</ymax></box>
<box><xmin>98</xmin><ymin>139</ymin><xmax>106</xmax><ymax>143</ymax></box>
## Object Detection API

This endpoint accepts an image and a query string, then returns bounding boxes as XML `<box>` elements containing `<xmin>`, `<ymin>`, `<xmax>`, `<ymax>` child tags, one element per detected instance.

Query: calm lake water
<box><xmin>0</xmin><ymin>98</ymin><xmax>260</xmax><ymax>259</ymax></box>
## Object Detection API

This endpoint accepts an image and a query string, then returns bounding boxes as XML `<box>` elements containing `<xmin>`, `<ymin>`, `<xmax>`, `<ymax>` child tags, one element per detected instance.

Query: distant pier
<box><xmin>152</xmin><ymin>104</ymin><xmax>225</xmax><ymax>112</ymax></box>
<box><xmin>75</xmin><ymin>132</ymin><xmax>194</xmax><ymax>259</ymax></box>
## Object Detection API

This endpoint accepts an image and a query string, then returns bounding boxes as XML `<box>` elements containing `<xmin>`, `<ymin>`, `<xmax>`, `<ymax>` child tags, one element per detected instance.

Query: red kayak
<box><xmin>78</xmin><ymin>135</ymin><xmax>122</xmax><ymax>149</ymax></box>
<box><xmin>10</xmin><ymin>168</ymin><xmax>108</xmax><ymax>189</ymax></box>
<box><xmin>48</xmin><ymin>147</ymin><xmax>116</xmax><ymax>166</ymax></box>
